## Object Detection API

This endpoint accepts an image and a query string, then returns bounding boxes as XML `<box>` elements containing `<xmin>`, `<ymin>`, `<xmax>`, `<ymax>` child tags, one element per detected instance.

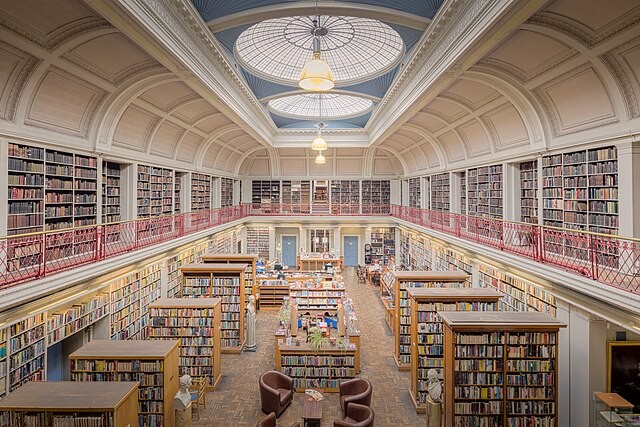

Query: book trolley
<box><xmin>70</xmin><ymin>340</ymin><xmax>179</xmax><ymax>427</ymax></box>
<box><xmin>201</xmin><ymin>254</ymin><xmax>257</xmax><ymax>301</ymax></box>
<box><xmin>148</xmin><ymin>298</ymin><xmax>222</xmax><ymax>389</ymax></box>
<box><xmin>180</xmin><ymin>263</ymin><xmax>246</xmax><ymax>352</ymax></box>
<box><xmin>392</xmin><ymin>271</ymin><xmax>471</xmax><ymax>371</ymax></box>
<box><xmin>407</xmin><ymin>288</ymin><xmax>502</xmax><ymax>413</ymax></box>
<box><xmin>0</xmin><ymin>381</ymin><xmax>138</xmax><ymax>427</ymax></box>
<box><xmin>441</xmin><ymin>312</ymin><xmax>566</xmax><ymax>427</ymax></box>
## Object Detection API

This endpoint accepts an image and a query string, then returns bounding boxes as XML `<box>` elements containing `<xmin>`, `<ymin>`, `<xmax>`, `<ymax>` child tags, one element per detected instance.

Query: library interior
<box><xmin>0</xmin><ymin>0</ymin><xmax>639</xmax><ymax>426</ymax></box>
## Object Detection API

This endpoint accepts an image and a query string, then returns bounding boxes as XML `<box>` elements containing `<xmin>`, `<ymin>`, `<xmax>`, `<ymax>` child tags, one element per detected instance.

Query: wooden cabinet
<box><xmin>0</xmin><ymin>381</ymin><xmax>138</xmax><ymax>427</ymax></box>
<box><xmin>442</xmin><ymin>312</ymin><xmax>566</xmax><ymax>427</ymax></box>
<box><xmin>408</xmin><ymin>288</ymin><xmax>502</xmax><ymax>413</ymax></box>
<box><xmin>149</xmin><ymin>298</ymin><xmax>222</xmax><ymax>389</ymax></box>
<box><xmin>70</xmin><ymin>340</ymin><xmax>179</xmax><ymax>427</ymax></box>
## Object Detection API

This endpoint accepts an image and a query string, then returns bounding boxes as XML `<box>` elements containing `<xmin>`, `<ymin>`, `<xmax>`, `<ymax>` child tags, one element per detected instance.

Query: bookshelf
<box><xmin>433</xmin><ymin>247</ymin><xmax>474</xmax><ymax>287</ymax></box>
<box><xmin>258</xmin><ymin>279</ymin><xmax>290</xmax><ymax>310</ymax></box>
<box><xmin>109</xmin><ymin>264</ymin><xmax>162</xmax><ymax>340</ymax></box>
<box><xmin>478</xmin><ymin>264</ymin><xmax>557</xmax><ymax>316</ymax></box>
<box><xmin>407</xmin><ymin>288</ymin><xmax>502</xmax><ymax>413</ymax></box>
<box><xmin>101</xmin><ymin>161</ymin><xmax>121</xmax><ymax>223</ymax></box>
<box><xmin>201</xmin><ymin>254</ymin><xmax>257</xmax><ymax>300</ymax></box>
<box><xmin>166</xmin><ymin>242</ymin><xmax>208</xmax><ymax>298</ymax></box>
<box><xmin>246</xmin><ymin>227</ymin><xmax>270</xmax><ymax>259</ymax></box>
<box><xmin>330</xmin><ymin>180</ymin><xmax>360</xmax><ymax>214</ymax></box>
<box><xmin>174</xmin><ymin>171</ymin><xmax>184</xmax><ymax>214</ymax></box>
<box><xmin>276</xmin><ymin>343</ymin><xmax>357</xmax><ymax>392</ymax></box>
<box><xmin>70</xmin><ymin>340</ymin><xmax>179</xmax><ymax>427</ymax></box>
<box><xmin>221</xmin><ymin>177</ymin><xmax>234</xmax><ymax>207</ymax></box>
<box><xmin>0</xmin><ymin>328</ymin><xmax>6</xmax><ymax>398</ymax></box>
<box><xmin>137</xmin><ymin>164</ymin><xmax>173</xmax><ymax>218</ymax></box>
<box><xmin>391</xmin><ymin>271</ymin><xmax>471</xmax><ymax>371</ymax></box>
<box><xmin>361</xmin><ymin>180</ymin><xmax>391</xmax><ymax>213</ymax></box>
<box><xmin>282</xmin><ymin>180</ymin><xmax>311</xmax><ymax>213</ymax></box>
<box><xmin>430</xmin><ymin>173</ymin><xmax>450</xmax><ymax>212</ymax></box>
<box><xmin>370</xmin><ymin>227</ymin><xmax>395</xmax><ymax>265</ymax></box>
<box><xmin>180</xmin><ymin>264</ymin><xmax>246</xmax><ymax>352</ymax></box>
<box><xmin>149</xmin><ymin>298</ymin><xmax>222</xmax><ymax>389</ymax></box>
<box><xmin>441</xmin><ymin>311</ymin><xmax>566</xmax><ymax>427</ymax></box>
<box><xmin>8</xmin><ymin>313</ymin><xmax>46</xmax><ymax>393</ymax></box>
<box><xmin>459</xmin><ymin>171</ymin><xmax>467</xmax><ymax>216</ymax></box>
<box><xmin>7</xmin><ymin>143</ymin><xmax>45</xmax><ymax>235</ymax></box>
<box><xmin>46</xmin><ymin>293</ymin><xmax>110</xmax><ymax>346</ymax></box>
<box><xmin>0</xmin><ymin>381</ymin><xmax>139</xmax><ymax>427</ymax></box>
<box><xmin>408</xmin><ymin>177</ymin><xmax>421</xmax><ymax>208</ymax></box>
<box><xmin>191</xmin><ymin>173</ymin><xmax>211</xmax><ymax>211</ymax></box>
<box><xmin>252</xmin><ymin>180</ymin><xmax>280</xmax><ymax>210</ymax></box>
<box><xmin>299</xmin><ymin>257</ymin><xmax>341</xmax><ymax>272</ymax></box>
<box><xmin>520</xmin><ymin>160</ymin><xmax>537</xmax><ymax>224</ymax></box>
<box><xmin>289</xmin><ymin>287</ymin><xmax>346</xmax><ymax>311</ymax></box>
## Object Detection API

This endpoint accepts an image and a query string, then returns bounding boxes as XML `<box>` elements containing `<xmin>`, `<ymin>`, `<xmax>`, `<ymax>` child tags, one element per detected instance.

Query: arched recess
<box><xmin>363</xmin><ymin>145</ymin><xmax>407</xmax><ymax>177</ymax></box>
<box><xmin>237</xmin><ymin>147</ymin><xmax>280</xmax><ymax>177</ymax></box>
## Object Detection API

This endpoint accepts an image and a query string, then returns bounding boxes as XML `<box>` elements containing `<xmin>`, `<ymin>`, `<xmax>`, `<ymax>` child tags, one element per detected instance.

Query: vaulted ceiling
<box><xmin>0</xmin><ymin>0</ymin><xmax>639</xmax><ymax>178</ymax></box>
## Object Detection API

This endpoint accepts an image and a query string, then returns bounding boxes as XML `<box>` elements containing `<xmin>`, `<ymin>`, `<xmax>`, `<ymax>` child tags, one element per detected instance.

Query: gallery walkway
<box><xmin>195</xmin><ymin>267</ymin><xmax>425</xmax><ymax>426</ymax></box>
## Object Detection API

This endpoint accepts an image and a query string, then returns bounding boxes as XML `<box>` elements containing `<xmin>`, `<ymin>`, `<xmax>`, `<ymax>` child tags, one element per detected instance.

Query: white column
<box><xmin>503</xmin><ymin>162</ymin><xmax>519</xmax><ymax>221</ymax></box>
<box><xmin>390</xmin><ymin>179</ymin><xmax>401</xmax><ymax>206</ymax></box>
<box><xmin>450</xmin><ymin>172</ymin><xmax>460</xmax><ymax>214</ymax></box>
<box><xmin>268</xmin><ymin>226</ymin><xmax>276</xmax><ymax>260</ymax></box>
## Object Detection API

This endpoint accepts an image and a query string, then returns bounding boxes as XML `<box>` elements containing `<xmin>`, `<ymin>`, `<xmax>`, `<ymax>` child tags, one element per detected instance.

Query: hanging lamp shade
<box><xmin>311</xmin><ymin>135</ymin><xmax>328</xmax><ymax>151</ymax></box>
<box><xmin>315</xmin><ymin>152</ymin><xmax>326</xmax><ymax>164</ymax></box>
<box><xmin>299</xmin><ymin>37</ymin><xmax>334</xmax><ymax>91</ymax></box>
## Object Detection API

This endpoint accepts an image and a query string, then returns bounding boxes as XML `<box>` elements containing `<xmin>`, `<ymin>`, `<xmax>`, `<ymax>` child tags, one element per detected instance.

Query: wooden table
<box><xmin>302</xmin><ymin>396</ymin><xmax>322</xmax><ymax>427</ymax></box>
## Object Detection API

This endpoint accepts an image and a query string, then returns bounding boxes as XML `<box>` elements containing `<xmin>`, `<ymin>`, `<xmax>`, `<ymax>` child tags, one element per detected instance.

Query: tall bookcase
<box><xmin>0</xmin><ymin>328</ymin><xmax>6</xmax><ymax>397</ymax></box>
<box><xmin>166</xmin><ymin>242</ymin><xmax>208</xmax><ymax>298</ymax></box>
<box><xmin>137</xmin><ymin>164</ymin><xmax>173</xmax><ymax>218</ymax></box>
<box><xmin>442</xmin><ymin>312</ymin><xmax>566</xmax><ymax>427</ymax></box>
<box><xmin>174</xmin><ymin>171</ymin><xmax>184</xmax><ymax>214</ymax></box>
<box><xmin>8</xmin><ymin>313</ymin><xmax>46</xmax><ymax>393</ymax></box>
<box><xmin>430</xmin><ymin>173</ymin><xmax>450</xmax><ymax>212</ymax></box>
<box><xmin>7</xmin><ymin>143</ymin><xmax>45</xmax><ymax>235</ymax></box>
<box><xmin>370</xmin><ymin>227</ymin><xmax>396</xmax><ymax>265</ymax></box>
<box><xmin>148</xmin><ymin>298</ymin><xmax>222</xmax><ymax>389</ymax></box>
<box><xmin>70</xmin><ymin>340</ymin><xmax>179</xmax><ymax>427</ymax></box>
<box><xmin>221</xmin><ymin>177</ymin><xmax>234</xmax><ymax>207</ymax></box>
<box><xmin>180</xmin><ymin>264</ymin><xmax>246</xmax><ymax>352</ymax></box>
<box><xmin>478</xmin><ymin>264</ymin><xmax>556</xmax><ymax>315</ymax></box>
<box><xmin>468</xmin><ymin>164</ymin><xmax>503</xmax><ymax>219</ymax></box>
<box><xmin>101</xmin><ymin>161</ymin><xmax>121</xmax><ymax>223</ymax></box>
<box><xmin>459</xmin><ymin>171</ymin><xmax>467</xmax><ymax>216</ymax></box>
<box><xmin>392</xmin><ymin>271</ymin><xmax>471</xmax><ymax>371</ymax></box>
<box><xmin>520</xmin><ymin>160</ymin><xmax>537</xmax><ymax>224</ymax></box>
<box><xmin>330</xmin><ymin>180</ymin><xmax>360</xmax><ymax>213</ymax></box>
<box><xmin>362</xmin><ymin>180</ymin><xmax>391</xmax><ymax>213</ymax></box>
<box><xmin>0</xmin><ymin>381</ymin><xmax>139</xmax><ymax>427</ymax></box>
<box><xmin>246</xmin><ymin>227</ymin><xmax>270</xmax><ymax>259</ymax></box>
<box><xmin>408</xmin><ymin>177</ymin><xmax>421</xmax><ymax>208</ymax></box>
<box><xmin>252</xmin><ymin>180</ymin><xmax>280</xmax><ymax>208</ymax></box>
<box><xmin>282</xmin><ymin>180</ymin><xmax>311</xmax><ymax>213</ymax></box>
<box><xmin>201</xmin><ymin>254</ymin><xmax>257</xmax><ymax>300</ymax></box>
<box><xmin>433</xmin><ymin>247</ymin><xmax>474</xmax><ymax>286</ymax></box>
<box><xmin>191</xmin><ymin>173</ymin><xmax>211</xmax><ymax>211</ymax></box>
<box><xmin>408</xmin><ymin>288</ymin><xmax>502</xmax><ymax>413</ymax></box>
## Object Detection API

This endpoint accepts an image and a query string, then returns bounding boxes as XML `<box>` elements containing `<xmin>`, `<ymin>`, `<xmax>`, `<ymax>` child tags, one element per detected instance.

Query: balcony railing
<box><xmin>1</xmin><ymin>203</ymin><xmax>638</xmax><ymax>297</ymax></box>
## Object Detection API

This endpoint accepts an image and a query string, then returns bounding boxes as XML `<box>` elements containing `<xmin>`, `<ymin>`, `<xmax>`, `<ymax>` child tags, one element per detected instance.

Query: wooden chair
<box><xmin>190</xmin><ymin>377</ymin><xmax>207</xmax><ymax>419</ymax></box>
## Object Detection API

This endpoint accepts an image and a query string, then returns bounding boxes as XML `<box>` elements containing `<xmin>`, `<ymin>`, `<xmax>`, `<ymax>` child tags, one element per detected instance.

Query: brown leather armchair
<box><xmin>256</xmin><ymin>412</ymin><xmax>301</xmax><ymax>427</ymax></box>
<box><xmin>333</xmin><ymin>403</ymin><xmax>374</xmax><ymax>427</ymax></box>
<box><xmin>339</xmin><ymin>378</ymin><xmax>372</xmax><ymax>415</ymax></box>
<box><xmin>259</xmin><ymin>371</ymin><xmax>294</xmax><ymax>417</ymax></box>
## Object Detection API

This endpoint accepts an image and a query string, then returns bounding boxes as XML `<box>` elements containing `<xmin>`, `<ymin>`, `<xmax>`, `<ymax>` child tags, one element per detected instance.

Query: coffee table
<box><xmin>302</xmin><ymin>395</ymin><xmax>322</xmax><ymax>427</ymax></box>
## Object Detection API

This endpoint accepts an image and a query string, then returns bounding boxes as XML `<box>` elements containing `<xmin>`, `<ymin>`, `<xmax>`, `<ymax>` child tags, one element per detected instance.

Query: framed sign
<box><xmin>608</xmin><ymin>341</ymin><xmax>640</xmax><ymax>411</ymax></box>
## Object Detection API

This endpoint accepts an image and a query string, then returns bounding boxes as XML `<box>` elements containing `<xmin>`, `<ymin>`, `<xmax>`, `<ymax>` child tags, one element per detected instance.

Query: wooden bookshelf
<box><xmin>102</xmin><ymin>161</ymin><xmax>121</xmax><ymax>223</ymax></box>
<box><xmin>221</xmin><ymin>177</ymin><xmax>234</xmax><ymax>207</ymax></box>
<box><xmin>391</xmin><ymin>271</ymin><xmax>471</xmax><ymax>371</ymax></box>
<box><xmin>252</xmin><ymin>180</ymin><xmax>281</xmax><ymax>210</ymax></box>
<box><xmin>0</xmin><ymin>381</ymin><xmax>138</xmax><ymax>427</ymax></box>
<box><xmin>180</xmin><ymin>263</ymin><xmax>246</xmax><ymax>352</ymax></box>
<box><xmin>166</xmin><ymin>242</ymin><xmax>208</xmax><ymax>298</ymax></box>
<box><xmin>8</xmin><ymin>313</ymin><xmax>46</xmax><ymax>393</ymax></box>
<box><xmin>520</xmin><ymin>160</ymin><xmax>538</xmax><ymax>224</ymax></box>
<box><xmin>70</xmin><ymin>340</ymin><xmax>179</xmax><ymax>427</ymax></box>
<box><xmin>191</xmin><ymin>173</ymin><xmax>211</xmax><ymax>211</ymax></box>
<box><xmin>299</xmin><ymin>258</ymin><xmax>341</xmax><ymax>272</ymax></box>
<box><xmin>137</xmin><ymin>164</ymin><xmax>173</xmax><ymax>219</ymax></box>
<box><xmin>174</xmin><ymin>171</ymin><xmax>184</xmax><ymax>214</ymax></box>
<box><xmin>370</xmin><ymin>227</ymin><xmax>395</xmax><ymax>265</ymax></box>
<box><xmin>442</xmin><ymin>312</ymin><xmax>566</xmax><ymax>427</ymax></box>
<box><xmin>408</xmin><ymin>288</ymin><xmax>502</xmax><ymax>413</ymax></box>
<box><xmin>0</xmin><ymin>327</ymin><xmax>6</xmax><ymax>398</ymax></box>
<box><xmin>202</xmin><ymin>254</ymin><xmax>257</xmax><ymax>300</ymax></box>
<box><xmin>330</xmin><ymin>180</ymin><xmax>360</xmax><ymax>214</ymax></box>
<box><xmin>46</xmin><ymin>292</ymin><xmax>110</xmax><ymax>346</ymax></box>
<box><xmin>430</xmin><ymin>172</ymin><xmax>450</xmax><ymax>212</ymax></box>
<box><xmin>258</xmin><ymin>279</ymin><xmax>290</xmax><ymax>310</ymax></box>
<box><xmin>276</xmin><ymin>343</ymin><xmax>357</xmax><ymax>393</ymax></box>
<box><xmin>246</xmin><ymin>227</ymin><xmax>270</xmax><ymax>258</ymax></box>
<box><xmin>289</xmin><ymin>287</ymin><xmax>346</xmax><ymax>311</ymax></box>
<box><xmin>361</xmin><ymin>180</ymin><xmax>391</xmax><ymax>213</ymax></box>
<box><xmin>408</xmin><ymin>177</ymin><xmax>421</xmax><ymax>208</ymax></box>
<box><xmin>149</xmin><ymin>298</ymin><xmax>222</xmax><ymax>389</ymax></box>
<box><xmin>459</xmin><ymin>171</ymin><xmax>467</xmax><ymax>216</ymax></box>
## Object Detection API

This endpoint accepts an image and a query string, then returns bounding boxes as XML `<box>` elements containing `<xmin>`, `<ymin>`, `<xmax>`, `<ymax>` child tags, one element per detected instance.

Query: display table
<box><xmin>299</xmin><ymin>257</ymin><xmax>342</xmax><ymax>272</ymax></box>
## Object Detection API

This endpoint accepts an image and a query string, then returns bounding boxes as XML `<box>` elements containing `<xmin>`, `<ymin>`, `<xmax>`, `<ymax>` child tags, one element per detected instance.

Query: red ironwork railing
<box><xmin>1</xmin><ymin>202</ymin><xmax>638</xmax><ymax>296</ymax></box>
<box><xmin>0</xmin><ymin>205</ymin><xmax>248</xmax><ymax>289</ymax></box>
<box><xmin>390</xmin><ymin>205</ymin><xmax>640</xmax><ymax>294</ymax></box>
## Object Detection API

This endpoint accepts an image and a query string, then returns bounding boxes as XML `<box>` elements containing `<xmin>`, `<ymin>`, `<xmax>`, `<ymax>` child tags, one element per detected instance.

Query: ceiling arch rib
<box><xmin>399</xmin><ymin>123</ymin><xmax>446</xmax><ymax>167</ymax></box>
<box><xmin>195</xmin><ymin>124</ymin><xmax>245</xmax><ymax>169</ymax></box>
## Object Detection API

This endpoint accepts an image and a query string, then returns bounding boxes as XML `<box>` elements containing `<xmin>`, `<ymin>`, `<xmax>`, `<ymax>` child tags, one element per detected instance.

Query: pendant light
<box><xmin>312</xmin><ymin>94</ymin><xmax>328</xmax><ymax>153</ymax></box>
<box><xmin>298</xmin><ymin>14</ymin><xmax>334</xmax><ymax>91</ymax></box>
<box><xmin>315</xmin><ymin>152</ymin><xmax>326</xmax><ymax>164</ymax></box>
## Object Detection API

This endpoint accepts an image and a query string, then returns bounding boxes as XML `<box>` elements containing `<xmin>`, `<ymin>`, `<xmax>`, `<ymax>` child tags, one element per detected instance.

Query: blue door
<box><xmin>282</xmin><ymin>236</ymin><xmax>297</xmax><ymax>268</ymax></box>
<box><xmin>343</xmin><ymin>236</ymin><xmax>359</xmax><ymax>266</ymax></box>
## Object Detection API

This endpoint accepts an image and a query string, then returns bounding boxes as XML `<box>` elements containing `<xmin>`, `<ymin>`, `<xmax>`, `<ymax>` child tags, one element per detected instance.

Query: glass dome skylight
<box><xmin>235</xmin><ymin>15</ymin><xmax>404</xmax><ymax>86</ymax></box>
<box><xmin>268</xmin><ymin>93</ymin><xmax>374</xmax><ymax>120</ymax></box>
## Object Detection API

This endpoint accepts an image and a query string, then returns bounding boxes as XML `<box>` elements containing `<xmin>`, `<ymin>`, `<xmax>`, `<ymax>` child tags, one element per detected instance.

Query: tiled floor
<box><xmin>194</xmin><ymin>267</ymin><xmax>425</xmax><ymax>426</ymax></box>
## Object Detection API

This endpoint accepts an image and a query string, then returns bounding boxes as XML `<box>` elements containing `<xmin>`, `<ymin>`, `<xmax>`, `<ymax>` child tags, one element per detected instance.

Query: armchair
<box><xmin>256</xmin><ymin>412</ymin><xmax>301</xmax><ymax>427</ymax></box>
<box><xmin>333</xmin><ymin>403</ymin><xmax>374</xmax><ymax>427</ymax></box>
<box><xmin>259</xmin><ymin>371</ymin><xmax>294</xmax><ymax>417</ymax></box>
<box><xmin>339</xmin><ymin>378</ymin><xmax>372</xmax><ymax>415</ymax></box>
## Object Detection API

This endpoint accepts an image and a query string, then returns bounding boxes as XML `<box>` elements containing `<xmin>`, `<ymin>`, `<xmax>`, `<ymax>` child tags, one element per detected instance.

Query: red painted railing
<box><xmin>1</xmin><ymin>203</ymin><xmax>638</xmax><ymax>296</ymax></box>
<box><xmin>390</xmin><ymin>205</ymin><xmax>640</xmax><ymax>294</ymax></box>
<box><xmin>0</xmin><ymin>205</ymin><xmax>247</xmax><ymax>289</ymax></box>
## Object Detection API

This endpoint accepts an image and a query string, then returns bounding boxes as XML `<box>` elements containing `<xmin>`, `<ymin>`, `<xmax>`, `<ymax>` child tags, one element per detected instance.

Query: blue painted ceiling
<box><xmin>191</xmin><ymin>1</ymin><xmax>444</xmax><ymax>129</ymax></box>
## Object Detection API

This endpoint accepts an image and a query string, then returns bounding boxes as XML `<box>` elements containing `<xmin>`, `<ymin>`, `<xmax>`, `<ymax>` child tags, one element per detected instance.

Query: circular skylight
<box><xmin>268</xmin><ymin>93</ymin><xmax>374</xmax><ymax>119</ymax></box>
<box><xmin>235</xmin><ymin>16</ymin><xmax>404</xmax><ymax>86</ymax></box>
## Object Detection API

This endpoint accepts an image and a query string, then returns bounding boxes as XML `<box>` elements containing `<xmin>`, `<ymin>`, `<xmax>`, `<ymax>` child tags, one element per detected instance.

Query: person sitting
<box><xmin>372</xmin><ymin>271</ymin><xmax>381</xmax><ymax>287</ymax></box>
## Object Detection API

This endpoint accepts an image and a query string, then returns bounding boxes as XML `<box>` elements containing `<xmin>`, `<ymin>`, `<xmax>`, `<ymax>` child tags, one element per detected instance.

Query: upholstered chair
<box><xmin>333</xmin><ymin>403</ymin><xmax>374</xmax><ymax>427</ymax></box>
<box><xmin>339</xmin><ymin>378</ymin><xmax>372</xmax><ymax>415</ymax></box>
<box><xmin>259</xmin><ymin>371</ymin><xmax>294</xmax><ymax>417</ymax></box>
<box><xmin>256</xmin><ymin>412</ymin><xmax>301</xmax><ymax>427</ymax></box>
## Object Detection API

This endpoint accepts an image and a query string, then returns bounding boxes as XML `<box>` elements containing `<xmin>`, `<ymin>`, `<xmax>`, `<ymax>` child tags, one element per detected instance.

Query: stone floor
<box><xmin>194</xmin><ymin>267</ymin><xmax>425</xmax><ymax>426</ymax></box>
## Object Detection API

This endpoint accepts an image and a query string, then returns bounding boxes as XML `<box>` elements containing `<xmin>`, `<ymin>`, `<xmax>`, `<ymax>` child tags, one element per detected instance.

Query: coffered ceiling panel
<box><xmin>442</xmin><ymin>79</ymin><xmax>501</xmax><ymax>110</ymax></box>
<box><xmin>113</xmin><ymin>105</ymin><xmax>158</xmax><ymax>151</ymax></box>
<box><xmin>140</xmin><ymin>81</ymin><xmax>199</xmax><ymax>112</ymax></box>
<box><xmin>176</xmin><ymin>131</ymin><xmax>205</xmax><ymax>163</ymax></box>
<box><xmin>174</xmin><ymin>99</ymin><xmax>218</xmax><ymax>124</ymax></box>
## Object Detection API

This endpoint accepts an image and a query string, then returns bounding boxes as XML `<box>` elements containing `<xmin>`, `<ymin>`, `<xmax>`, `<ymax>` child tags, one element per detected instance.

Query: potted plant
<box><xmin>308</xmin><ymin>327</ymin><xmax>329</xmax><ymax>350</ymax></box>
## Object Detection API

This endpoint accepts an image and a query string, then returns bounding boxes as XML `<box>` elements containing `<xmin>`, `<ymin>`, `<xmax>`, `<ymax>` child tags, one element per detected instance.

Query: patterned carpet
<box><xmin>194</xmin><ymin>267</ymin><xmax>425</xmax><ymax>426</ymax></box>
